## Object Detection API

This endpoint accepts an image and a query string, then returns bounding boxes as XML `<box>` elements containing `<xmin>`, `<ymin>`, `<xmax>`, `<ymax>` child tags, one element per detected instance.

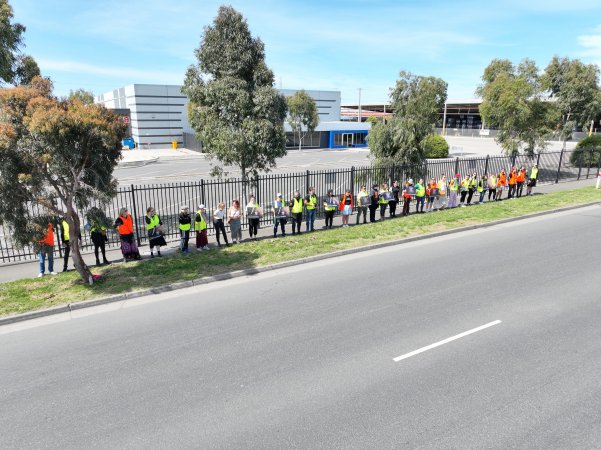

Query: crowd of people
<box><xmin>36</xmin><ymin>164</ymin><xmax>540</xmax><ymax>275</ymax></box>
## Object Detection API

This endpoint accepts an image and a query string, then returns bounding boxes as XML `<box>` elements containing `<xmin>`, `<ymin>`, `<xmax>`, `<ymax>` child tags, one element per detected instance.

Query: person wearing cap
<box><xmin>178</xmin><ymin>206</ymin><xmax>192</xmax><ymax>254</ymax></box>
<box><xmin>526</xmin><ymin>164</ymin><xmax>538</xmax><ymax>196</ymax></box>
<box><xmin>145</xmin><ymin>206</ymin><xmax>166</xmax><ymax>257</ymax></box>
<box><xmin>273</xmin><ymin>193</ymin><xmax>287</xmax><ymax>237</ymax></box>
<box><xmin>245</xmin><ymin>194</ymin><xmax>260</xmax><ymax>240</ymax></box>
<box><xmin>213</xmin><ymin>202</ymin><xmax>230</xmax><ymax>246</ymax></box>
<box><xmin>289</xmin><ymin>190</ymin><xmax>303</xmax><ymax>235</ymax></box>
<box><xmin>369</xmin><ymin>183</ymin><xmax>379</xmax><ymax>222</ymax></box>
<box><xmin>194</xmin><ymin>204</ymin><xmax>209</xmax><ymax>250</ymax></box>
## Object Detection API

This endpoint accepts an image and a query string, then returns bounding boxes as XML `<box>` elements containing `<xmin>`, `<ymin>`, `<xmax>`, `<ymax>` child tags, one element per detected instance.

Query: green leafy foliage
<box><xmin>183</xmin><ymin>6</ymin><xmax>287</xmax><ymax>185</ymax></box>
<box><xmin>542</xmin><ymin>56</ymin><xmax>601</xmax><ymax>148</ymax></box>
<box><xmin>477</xmin><ymin>58</ymin><xmax>556</xmax><ymax>157</ymax></box>
<box><xmin>68</xmin><ymin>88</ymin><xmax>95</xmax><ymax>105</ymax></box>
<box><xmin>369</xmin><ymin>70</ymin><xmax>447</xmax><ymax>166</ymax></box>
<box><xmin>570</xmin><ymin>135</ymin><xmax>601</xmax><ymax>166</ymax></box>
<box><xmin>13</xmin><ymin>54</ymin><xmax>39</xmax><ymax>85</ymax></box>
<box><xmin>423</xmin><ymin>134</ymin><xmax>449</xmax><ymax>158</ymax></box>
<box><xmin>0</xmin><ymin>0</ymin><xmax>24</xmax><ymax>84</ymax></box>
<box><xmin>287</xmin><ymin>90</ymin><xmax>319</xmax><ymax>150</ymax></box>
<box><xmin>0</xmin><ymin>77</ymin><xmax>127</xmax><ymax>282</ymax></box>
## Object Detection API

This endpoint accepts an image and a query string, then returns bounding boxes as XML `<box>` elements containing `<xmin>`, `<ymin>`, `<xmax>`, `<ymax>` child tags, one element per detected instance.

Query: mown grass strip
<box><xmin>2</xmin><ymin>186</ymin><xmax>600</xmax><ymax>317</ymax></box>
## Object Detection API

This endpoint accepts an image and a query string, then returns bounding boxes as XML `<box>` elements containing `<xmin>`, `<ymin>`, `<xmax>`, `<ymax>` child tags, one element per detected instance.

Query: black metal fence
<box><xmin>1</xmin><ymin>148</ymin><xmax>600</xmax><ymax>264</ymax></box>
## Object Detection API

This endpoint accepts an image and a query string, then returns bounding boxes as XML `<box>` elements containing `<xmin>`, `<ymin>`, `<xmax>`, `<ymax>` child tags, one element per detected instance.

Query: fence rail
<box><xmin>1</xmin><ymin>148</ymin><xmax>600</xmax><ymax>264</ymax></box>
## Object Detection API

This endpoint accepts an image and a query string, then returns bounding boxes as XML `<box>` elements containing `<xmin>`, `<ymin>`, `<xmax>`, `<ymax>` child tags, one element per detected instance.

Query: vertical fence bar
<box><xmin>454</xmin><ymin>157</ymin><xmax>459</xmax><ymax>177</ymax></box>
<box><xmin>130</xmin><ymin>184</ymin><xmax>141</xmax><ymax>246</ymax></box>
<box><xmin>484</xmin><ymin>155</ymin><xmax>489</xmax><ymax>176</ymax></box>
<box><xmin>555</xmin><ymin>150</ymin><xmax>564</xmax><ymax>184</ymax></box>
<box><xmin>586</xmin><ymin>148</ymin><xmax>593</xmax><ymax>179</ymax></box>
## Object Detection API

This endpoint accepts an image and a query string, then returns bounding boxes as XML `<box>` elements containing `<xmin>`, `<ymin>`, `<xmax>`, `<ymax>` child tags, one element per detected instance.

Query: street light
<box><xmin>358</xmin><ymin>88</ymin><xmax>362</xmax><ymax>123</ymax></box>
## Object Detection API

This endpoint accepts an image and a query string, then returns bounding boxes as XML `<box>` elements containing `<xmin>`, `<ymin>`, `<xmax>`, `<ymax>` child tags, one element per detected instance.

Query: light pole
<box><xmin>358</xmin><ymin>88</ymin><xmax>362</xmax><ymax>123</ymax></box>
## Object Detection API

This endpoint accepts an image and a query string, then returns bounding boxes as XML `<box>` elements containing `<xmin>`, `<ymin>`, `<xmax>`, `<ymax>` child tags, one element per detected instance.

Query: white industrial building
<box><xmin>97</xmin><ymin>85</ymin><xmax>370</xmax><ymax>149</ymax></box>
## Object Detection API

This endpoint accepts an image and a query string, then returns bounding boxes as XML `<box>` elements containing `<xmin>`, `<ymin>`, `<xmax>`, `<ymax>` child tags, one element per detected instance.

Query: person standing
<box><xmin>145</xmin><ymin>206</ymin><xmax>166</xmax><ymax>257</ymax></box>
<box><xmin>478</xmin><ymin>174</ymin><xmax>487</xmax><ymax>204</ymax></box>
<box><xmin>426</xmin><ymin>177</ymin><xmax>438</xmax><ymax>212</ymax></box>
<box><xmin>38</xmin><ymin>223</ymin><xmax>58</xmax><ymax>277</ymax></box>
<box><xmin>60</xmin><ymin>217</ymin><xmax>71</xmax><ymax>272</ymax></box>
<box><xmin>379</xmin><ymin>182</ymin><xmax>389</xmax><ymax>220</ymax></box>
<box><xmin>213</xmin><ymin>202</ymin><xmax>230</xmax><ymax>246</ymax></box>
<box><xmin>516</xmin><ymin>166</ymin><xmax>526</xmax><ymax>197</ymax></box>
<box><xmin>466</xmin><ymin>172</ymin><xmax>478</xmax><ymax>205</ymax></box>
<box><xmin>401</xmin><ymin>180</ymin><xmax>413</xmax><ymax>216</ymax></box>
<box><xmin>356</xmin><ymin>185</ymin><xmax>369</xmax><ymax>224</ymax></box>
<box><xmin>437</xmin><ymin>175</ymin><xmax>448</xmax><ymax>210</ymax></box>
<box><xmin>115</xmin><ymin>207</ymin><xmax>141</xmax><ymax>262</ymax></box>
<box><xmin>178</xmin><ymin>206</ymin><xmax>192</xmax><ymax>254</ymax></box>
<box><xmin>245</xmin><ymin>195</ymin><xmax>260</xmax><ymax>241</ymax></box>
<box><xmin>526</xmin><ymin>164</ymin><xmax>539</xmax><ymax>196</ymax></box>
<box><xmin>195</xmin><ymin>204</ymin><xmax>209</xmax><ymax>250</ymax></box>
<box><xmin>369</xmin><ymin>184</ymin><xmax>379</xmax><ymax>222</ymax></box>
<box><xmin>414</xmin><ymin>178</ymin><xmax>426</xmax><ymax>213</ymax></box>
<box><xmin>339</xmin><ymin>189</ymin><xmax>353</xmax><ymax>227</ymax></box>
<box><xmin>324</xmin><ymin>189</ymin><xmax>338</xmax><ymax>229</ymax></box>
<box><xmin>289</xmin><ymin>190</ymin><xmax>303</xmax><ymax>235</ymax></box>
<box><xmin>90</xmin><ymin>220</ymin><xmax>110</xmax><ymax>266</ymax></box>
<box><xmin>304</xmin><ymin>187</ymin><xmax>318</xmax><ymax>232</ymax></box>
<box><xmin>447</xmin><ymin>178</ymin><xmax>458</xmax><ymax>208</ymax></box>
<box><xmin>459</xmin><ymin>175</ymin><xmax>469</xmax><ymax>206</ymax></box>
<box><xmin>508</xmin><ymin>166</ymin><xmax>518</xmax><ymax>199</ymax></box>
<box><xmin>488</xmin><ymin>173</ymin><xmax>497</xmax><ymax>201</ymax></box>
<box><xmin>389</xmin><ymin>181</ymin><xmax>400</xmax><ymax>218</ymax></box>
<box><xmin>228</xmin><ymin>199</ymin><xmax>242</xmax><ymax>243</ymax></box>
<box><xmin>273</xmin><ymin>194</ymin><xmax>287</xmax><ymax>237</ymax></box>
<box><xmin>496</xmin><ymin>169</ymin><xmax>507</xmax><ymax>201</ymax></box>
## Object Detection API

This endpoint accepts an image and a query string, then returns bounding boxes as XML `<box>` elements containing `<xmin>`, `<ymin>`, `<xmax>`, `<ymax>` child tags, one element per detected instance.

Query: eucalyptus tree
<box><xmin>0</xmin><ymin>78</ymin><xmax>127</xmax><ymax>283</ymax></box>
<box><xmin>287</xmin><ymin>90</ymin><xmax>319</xmax><ymax>151</ymax></box>
<box><xmin>183</xmin><ymin>5</ymin><xmax>287</xmax><ymax>199</ymax></box>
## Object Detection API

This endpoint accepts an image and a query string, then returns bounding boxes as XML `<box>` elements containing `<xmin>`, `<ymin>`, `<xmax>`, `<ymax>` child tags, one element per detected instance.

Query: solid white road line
<box><xmin>393</xmin><ymin>320</ymin><xmax>502</xmax><ymax>362</ymax></box>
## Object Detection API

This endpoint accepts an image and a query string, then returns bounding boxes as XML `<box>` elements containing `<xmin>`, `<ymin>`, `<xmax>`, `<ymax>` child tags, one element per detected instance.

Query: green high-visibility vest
<box><xmin>306</xmin><ymin>194</ymin><xmax>317</xmax><ymax>210</ymax></box>
<box><xmin>195</xmin><ymin>210</ymin><xmax>207</xmax><ymax>231</ymax></box>
<box><xmin>291</xmin><ymin>197</ymin><xmax>303</xmax><ymax>214</ymax></box>
<box><xmin>61</xmin><ymin>220</ymin><xmax>70</xmax><ymax>241</ymax></box>
<box><xmin>530</xmin><ymin>167</ymin><xmax>539</xmax><ymax>179</ymax></box>
<box><xmin>449</xmin><ymin>182</ymin><xmax>458</xmax><ymax>192</ymax></box>
<box><xmin>147</xmin><ymin>214</ymin><xmax>160</xmax><ymax>231</ymax></box>
<box><xmin>325</xmin><ymin>198</ymin><xmax>337</xmax><ymax>211</ymax></box>
<box><xmin>477</xmin><ymin>180</ymin><xmax>485</xmax><ymax>192</ymax></box>
<box><xmin>415</xmin><ymin>184</ymin><xmax>425</xmax><ymax>197</ymax></box>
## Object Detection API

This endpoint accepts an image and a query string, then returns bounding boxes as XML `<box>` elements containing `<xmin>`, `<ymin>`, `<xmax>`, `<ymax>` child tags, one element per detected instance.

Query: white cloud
<box><xmin>38</xmin><ymin>59</ymin><xmax>184</xmax><ymax>84</ymax></box>
<box><xmin>577</xmin><ymin>26</ymin><xmax>601</xmax><ymax>68</ymax></box>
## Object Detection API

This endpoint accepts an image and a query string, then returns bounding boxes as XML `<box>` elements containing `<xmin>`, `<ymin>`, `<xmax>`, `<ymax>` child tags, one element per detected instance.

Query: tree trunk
<box><xmin>67</xmin><ymin>205</ymin><xmax>94</xmax><ymax>285</ymax></box>
<box><xmin>298</xmin><ymin>130</ymin><xmax>302</xmax><ymax>152</ymax></box>
<box><xmin>241</xmin><ymin>165</ymin><xmax>248</xmax><ymax>205</ymax></box>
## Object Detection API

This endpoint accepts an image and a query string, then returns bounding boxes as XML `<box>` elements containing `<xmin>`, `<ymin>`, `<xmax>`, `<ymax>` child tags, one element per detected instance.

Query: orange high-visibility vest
<box><xmin>509</xmin><ymin>171</ymin><xmax>517</xmax><ymax>185</ymax></box>
<box><xmin>40</xmin><ymin>224</ymin><xmax>54</xmax><ymax>246</ymax></box>
<box><xmin>118</xmin><ymin>214</ymin><xmax>134</xmax><ymax>235</ymax></box>
<box><xmin>498</xmin><ymin>173</ymin><xmax>507</xmax><ymax>186</ymax></box>
<box><xmin>517</xmin><ymin>170</ymin><xmax>526</xmax><ymax>182</ymax></box>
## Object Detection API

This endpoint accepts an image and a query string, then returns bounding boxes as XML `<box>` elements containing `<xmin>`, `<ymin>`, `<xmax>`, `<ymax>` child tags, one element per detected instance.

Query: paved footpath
<box><xmin>0</xmin><ymin>178</ymin><xmax>597</xmax><ymax>283</ymax></box>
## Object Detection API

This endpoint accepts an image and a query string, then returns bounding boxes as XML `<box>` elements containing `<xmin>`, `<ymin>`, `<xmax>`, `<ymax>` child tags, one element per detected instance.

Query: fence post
<box><xmin>350</xmin><ymin>166</ymin><xmax>355</xmax><ymax>193</ymax></box>
<box><xmin>454</xmin><ymin>157</ymin><xmax>459</xmax><ymax>177</ymax></box>
<box><xmin>130</xmin><ymin>184</ymin><xmax>141</xmax><ymax>246</ymax></box>
<box><xmin>389</xmin><ymin>166</ymin><xmax>395</xmax><ymax>185</ymax></box>
<box><xmin>484</xmin><ymin>155</ymin><xmax>489</xmax><ymax>176</ymax></box>
<box><xmin>597</xmin><ymin>148</ymin><xmax>601</xmax><ymax>174</ymax></box>
<box><xmin>555</xmin><ymin>150</ymin><xmax>564</xmax><ymax>184</ymax></box>
<box><xmin>200</xmin><ymin>179</ymin><xmax>205</xmax><ymax>206</ymax></box>
<box><xmin>536</xmin><ymin>152</ymin><xmax>541</xmax><ymax>167</ymax></box>
<box><xmin>577</xmin><ymin>151</ymin><xmax>582</xmax><ymax>180</ymax></box>
<box><xmin>306</xmin><ymin>170</ymin><xmax>310</xmax><ymax>192</ymax></box>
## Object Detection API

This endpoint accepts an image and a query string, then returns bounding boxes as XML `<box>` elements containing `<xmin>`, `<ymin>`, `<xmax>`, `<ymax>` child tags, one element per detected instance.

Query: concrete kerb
<box><xmin>2</xmin><ymin>200</ymin><xmax>600</xmax><ymax>327</ymax></box>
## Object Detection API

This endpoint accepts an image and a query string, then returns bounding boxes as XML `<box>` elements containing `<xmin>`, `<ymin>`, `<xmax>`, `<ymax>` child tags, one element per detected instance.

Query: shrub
<box><xmin>423</xmin><ymin>134</ymin><xmax>449</xmax><ymax>158</ymax></box>
<box><xmin>570</xmin><ymin>135</ymin><xmax>601</xmax><ymax>166</ymax></box>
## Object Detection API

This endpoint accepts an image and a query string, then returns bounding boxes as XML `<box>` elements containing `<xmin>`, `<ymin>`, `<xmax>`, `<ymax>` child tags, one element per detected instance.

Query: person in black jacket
<box><xmin>389</xmin><ymin>181</ymin><xmax>400</xmax><ymax>218</ymax></box>
<box><xmin>178</xmin><ymin>206</ymin><xmax>192</xmax><ymax>254</ymax></box>
<box><xmin>369</xmin><ymin>183</ymin><xmax>379</xmax><ymax>223</ymax></box>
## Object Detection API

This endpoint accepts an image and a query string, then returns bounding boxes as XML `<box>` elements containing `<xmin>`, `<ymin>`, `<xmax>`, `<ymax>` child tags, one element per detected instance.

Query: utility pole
<box><xmin>358</xmin><ymin>88</ymin><xmax>362</xmax><ymax>123</ymax></box>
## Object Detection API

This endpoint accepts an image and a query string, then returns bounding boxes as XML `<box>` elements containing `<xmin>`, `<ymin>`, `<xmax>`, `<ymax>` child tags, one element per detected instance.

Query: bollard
<box><xmin>596</xmin><ymin>172</ymin><xmax>601</xmax><ymax>189</ymax></box>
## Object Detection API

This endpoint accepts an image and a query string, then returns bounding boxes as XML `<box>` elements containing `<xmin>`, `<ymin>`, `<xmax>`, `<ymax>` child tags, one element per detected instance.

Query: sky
<box><xmin>10</xmin><ymin>0</ymin><xmax>601</xmax><ymax>104</ymax></box>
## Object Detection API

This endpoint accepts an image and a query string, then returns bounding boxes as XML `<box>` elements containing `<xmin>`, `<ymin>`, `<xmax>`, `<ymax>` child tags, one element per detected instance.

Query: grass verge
<box><xmin>2</xmin><ymin>186</ymin><xmax>601</xmax><ymax>317</ymax></box>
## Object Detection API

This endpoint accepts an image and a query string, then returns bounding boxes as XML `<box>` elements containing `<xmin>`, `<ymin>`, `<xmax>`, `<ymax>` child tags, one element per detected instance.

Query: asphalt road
<box><xmin>114</xmin><ymin>148</ymin><xmax>371</xmax><ymax>184</ymax></box>
<box><xmin>1</xmin><ymin>206</ymin><xmax>601</xmax><ymax>449</ymax></box>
